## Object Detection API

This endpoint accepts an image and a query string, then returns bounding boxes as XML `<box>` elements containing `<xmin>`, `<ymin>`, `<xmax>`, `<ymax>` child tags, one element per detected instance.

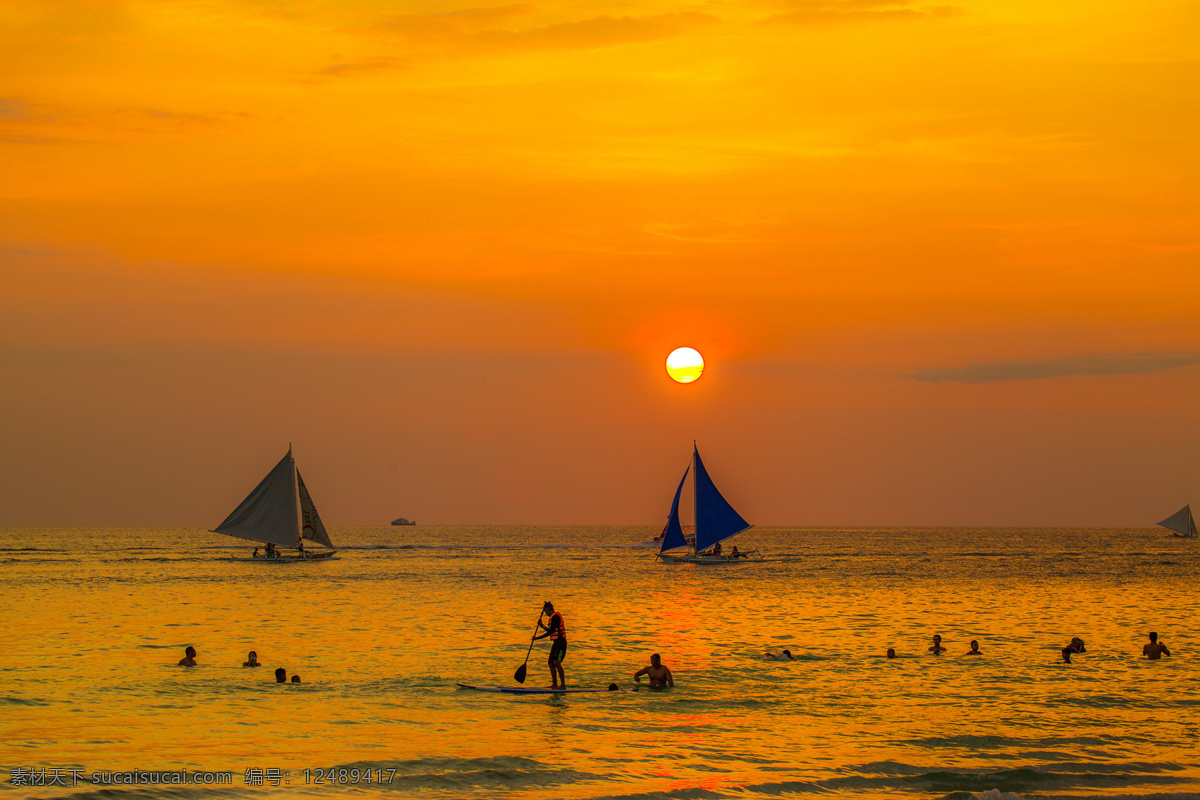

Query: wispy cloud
<box><xmin>0</xmin><ymin>98</ymin><xmax>33</xmax><ymax>119</ymax></box>
<box><xmin>319</xmin><ymin>58</ymin><xmax>407</xmax><ymax>77</ymax></box>
<box><xmin>367</xmin><ymin>6</ymin><xmax>718</xmax><ymax>53</ymax></box>
<box><xmin>763</xmin><ymin>0</ymin><xmax>961</xmax><ymax>26</ymax></box>
<box><xmin>906</xmin><ymin>353</ymin><xmax>1200</xmax><ymax>385</ymax></box>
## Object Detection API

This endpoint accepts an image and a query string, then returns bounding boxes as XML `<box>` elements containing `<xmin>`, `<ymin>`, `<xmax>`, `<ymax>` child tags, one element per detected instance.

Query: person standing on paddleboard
<box><xmin>533</xmin><ymin>601</ymin><xmax>567</xmax><ymax>688</ymax></box>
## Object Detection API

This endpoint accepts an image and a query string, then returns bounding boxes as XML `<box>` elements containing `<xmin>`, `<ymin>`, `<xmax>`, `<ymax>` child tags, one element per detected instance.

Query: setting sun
<box><xmin>666</xmin><ymin>347</ymin><xmax>705</xmax><ymax>384</ymax></box>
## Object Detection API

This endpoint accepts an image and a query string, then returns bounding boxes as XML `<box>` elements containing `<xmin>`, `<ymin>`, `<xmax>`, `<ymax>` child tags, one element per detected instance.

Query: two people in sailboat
<box><xmin>254</xmin><ymin>543</ymin><xmax>278</xmax><ymax>559</ymax></box>
<box><xmin>532</xmin><ymin>602</ymin><xmax>567</xmax><ymax>689</ymax></box>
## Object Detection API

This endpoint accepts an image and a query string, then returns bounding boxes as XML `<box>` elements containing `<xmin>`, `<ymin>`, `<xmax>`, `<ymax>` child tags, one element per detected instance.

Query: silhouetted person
<box><xmin>243</xmin><ymin>651</ymin><xmax>260</xmax><ymax>667</ymax></box>
<box><xmin>1061</xmin><ymin>637</ymin><xmax>1086</xmax><ymax>663</ymax></box>
<box><xmin>928</xmin><ymin>635</ymin><xmax>946</xmax><ymax>654</ymax></box>
<box><xmin>533</xmin><ymin>601</ymin><xmax>567</xmax><ymax>688</ymax></box>
<box><xmin>634</xmin><ymin>653</ymin><xmax>674</xmax><ymax>687</ymax></box>
<box><xmin>886</xmin><ymin>648</ymin><xmax>896</xmax><ymax>659</ymax></box>
<box><xmin>766</xmin><ymin>649</ymin><xmax>795</xmax><ymax>660</ymax></box>
<box><xmin>177</xmin><ymin>646</ymin><xmax>197</xmax><ymax>666</ymax></box>
<box><xmin>1143</xmin><ymin>632</ymin><xmax>1171</xmax><ymax>660</ymax></box>
<box><xmin>275</xmin><ymin>667</ymin><xmax>287</xmax><ymax>683</ymax></box>
<box><xmin>291</xmin><ymin>675</ymin><xmax>301</xmax><ymax>683</ymax></box>
<box><xmin>965</xmin><ymin>640</ymin><xmax>982</xmax><ymax>656</ymax></box>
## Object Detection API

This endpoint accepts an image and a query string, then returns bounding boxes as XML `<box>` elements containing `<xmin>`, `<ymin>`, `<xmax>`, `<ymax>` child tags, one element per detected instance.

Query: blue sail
<box><xmin>693</xmin><ymin>445</ymin><xmax>752</xmax><ymax>552</ymax></box>
<box><xmin>659</xmin><ymin>466</ymin><xmax>690</xmax><ymax>552</ymax></box>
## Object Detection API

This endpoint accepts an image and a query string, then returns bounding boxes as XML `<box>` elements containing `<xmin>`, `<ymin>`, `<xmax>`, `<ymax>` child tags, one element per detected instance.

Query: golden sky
<box><xmin>1</xmin><ymin>0</ymin><xmax>1198</xmax><ymax>525</ymax></box>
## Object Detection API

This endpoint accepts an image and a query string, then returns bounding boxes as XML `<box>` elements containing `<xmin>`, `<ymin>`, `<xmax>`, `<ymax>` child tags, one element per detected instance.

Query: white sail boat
<box><xmin>1157</xmin><ymin>504</ymin><xmax>1196</xmax><ymax>538</ymax></box>
<box><xmin>213</xmin><ymin>447</ymin><xmax>338</xmax><ymax>561</ymax></box>
<box><xmin>656</xmin><ymin>444</ymin><xmax>761</xmax><ymax>564</ymax></box>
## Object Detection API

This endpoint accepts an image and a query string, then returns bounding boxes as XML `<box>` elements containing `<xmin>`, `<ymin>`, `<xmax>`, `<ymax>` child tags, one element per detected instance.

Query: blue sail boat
<box><xmin>656</xmin><ymin>444</ymin><xmax>760</xmax><ymax>563</ymax></box>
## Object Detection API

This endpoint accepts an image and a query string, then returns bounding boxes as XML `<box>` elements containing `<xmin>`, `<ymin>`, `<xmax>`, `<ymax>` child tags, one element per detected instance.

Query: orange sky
<box><xmin>1</xmin><ymin>0</ymin><xmax>1198</xmax><ymax>525</ymax></box>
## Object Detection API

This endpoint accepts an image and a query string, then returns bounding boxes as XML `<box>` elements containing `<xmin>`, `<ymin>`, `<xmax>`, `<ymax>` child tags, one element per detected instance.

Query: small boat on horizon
<box><xmin>656</xmin><ymin>443</ymin><xmax>761</xmax><ymax>564</ymax></box>
<box><xmin>391</xmin><ymin>518</ymin><xmax>416</xmax><ymax>526</ymax></box>
<box><xmin>212</xmin><ymin>446</ymin><xmax>338</xmax><ymax>561</ymax></box>
<box><xmin>1158</xmin><ymin>504</ymin><xmax>1196</xmax><ymax>538</ymax></box>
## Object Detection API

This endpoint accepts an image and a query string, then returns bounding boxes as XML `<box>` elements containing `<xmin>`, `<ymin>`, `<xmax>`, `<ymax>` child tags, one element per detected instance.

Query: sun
<box><xmin>666</xmin><ymin>347</ymin><xmax>705</xmax><ymax>384</ymax></box>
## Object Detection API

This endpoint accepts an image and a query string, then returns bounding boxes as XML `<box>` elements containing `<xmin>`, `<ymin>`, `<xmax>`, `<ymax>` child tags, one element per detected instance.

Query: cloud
<box><xmin>368</xmin><ymin>6</ymin><xmax>717</xmax><ymax>53</ymax></box>
<box><xmin>319</xmin><ymin>58</ymin><xmax>407</xmax><ymax>77</ymax></box>
<box><xmin>906</xmin><ymin>353</ymin><xmax>1200</xmax><ymax>385</ymax></box>
<box><xmin>0</xmin><ymin>99</ymin><xmax>33</xmax><ymax>119</ymax></box>
<box><xmin>374</xmin><ymin>4</ymin><xmax>533</xmax><ymax>37</ymax></box>
<box><xmin>763</xmin><ymin>0</ymin><xmax>961</xmax><ymax>26</ymax></box>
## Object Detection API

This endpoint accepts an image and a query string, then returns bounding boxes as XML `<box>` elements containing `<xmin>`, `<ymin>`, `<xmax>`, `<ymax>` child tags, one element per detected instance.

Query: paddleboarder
<box><xmin>533</xmin><ymin>601</ymin><xmax>567</xmax><ymax>688</ymax></box>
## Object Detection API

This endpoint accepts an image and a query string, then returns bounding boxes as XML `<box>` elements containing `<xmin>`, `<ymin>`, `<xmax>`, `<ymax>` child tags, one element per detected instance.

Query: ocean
<box><xmin>2</xmin><ymin>526</ymin><xmax>1197</xmax><ymax>800</ymax></box>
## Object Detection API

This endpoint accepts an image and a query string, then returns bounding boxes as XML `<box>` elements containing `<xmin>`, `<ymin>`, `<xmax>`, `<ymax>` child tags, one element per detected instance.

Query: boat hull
<box><xmin>656</xmin><ymin>551</ymin><xmax>762</xmax><ymax>564</ymax></box>
<box><xmin>230</xmin><ymin>551</ymin><xmax>338</xmax><ymax>562</ymax></box>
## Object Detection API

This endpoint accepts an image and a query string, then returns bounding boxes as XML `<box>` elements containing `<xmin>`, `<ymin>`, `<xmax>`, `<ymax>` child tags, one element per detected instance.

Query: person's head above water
<box><xmin>650</xmin><ymin>653</ymin><xmax>661</xmax><ymax>666</ymax></box>
<box><xmin>933</xmin><ymin>635</ymin><xmax>942</xmax><ymax>643</ymax></box>
<box><xmin>887</xmin><ymin>648</ymin><xmax>896</xmax><ymax>658</ymax></box>
<box><xmin>969</xmin><ymin>640</ymin><xmax>979</xmax><ymax>650</ymax></box>
<box><xmin>1148</xmin><ymin>631</ymin><xmax>1158</xmax><ymax>642</ymax></box>
<box><xmin>291</xmin><ymin>675</ymin><xmax>301</xmax><ymax>683</ymax></box>
<box><xmin>782</xmin><ymin>649</ymin><xmax>792</xmax><ymax>659</ymax></box>
<box><xmin>275</xmin><ymin>668</ymin><xmax>287</xmax><ymax>683</ymax></box>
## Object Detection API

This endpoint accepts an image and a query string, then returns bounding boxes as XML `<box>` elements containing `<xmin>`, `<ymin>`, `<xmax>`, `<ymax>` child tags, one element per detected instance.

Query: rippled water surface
<box><xmin>2</xmin><ymin>526</ymin><xmax>1197</xmax><ymax>800</ymax></box>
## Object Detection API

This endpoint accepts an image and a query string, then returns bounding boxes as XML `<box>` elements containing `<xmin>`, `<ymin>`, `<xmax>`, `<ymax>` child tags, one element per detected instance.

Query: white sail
<box><xmin>213</xmin><ymin>449</ymin><xmax>299</xmax><ymax>547</ymax></box>
<box><xmin>297</xmin><ymin>469</ymin><xmax>333</xmax><ymax>548</ymax></box>
<box><xmin>1157</xmin><ymin>505</ymin><xmax>1197</xmax><ymax>537</ymax></box>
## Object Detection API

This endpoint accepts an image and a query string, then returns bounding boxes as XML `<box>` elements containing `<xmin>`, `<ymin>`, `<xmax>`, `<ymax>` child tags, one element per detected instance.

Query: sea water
<box><xmin>1</xmin><ymin>526</ymin><xmax>1197</xmax><ymax>800</ymax></box>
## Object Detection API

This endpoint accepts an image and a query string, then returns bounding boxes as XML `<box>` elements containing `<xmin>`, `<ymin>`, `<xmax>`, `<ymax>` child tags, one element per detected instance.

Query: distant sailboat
<box><xmin>657</xmin><ymin>444</ymin><xmax>760</xmax><ymax>563</ymax></box>
<box><xmin>1157</xmin><ymin>505</ymin><xmax>1196</xmax><ymax>538</ymax></box>
<box><xmin>213</xmin><ymin>447</ymin><xmax>338</xmax><ymax>561</ymax></box>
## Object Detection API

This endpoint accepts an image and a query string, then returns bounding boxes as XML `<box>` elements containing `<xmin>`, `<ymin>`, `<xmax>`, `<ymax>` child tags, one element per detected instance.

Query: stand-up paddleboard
<box><xmin>457</xmin><ymin>683</ymin><xmax>618</xmax><ymax>694</ymax></box>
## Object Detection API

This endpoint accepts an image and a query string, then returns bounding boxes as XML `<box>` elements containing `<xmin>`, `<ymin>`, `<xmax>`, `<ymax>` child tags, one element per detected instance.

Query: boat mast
<box><xmin>692</xmin><ymin>440</ymin><xmax>698</xmax><ymax>554</ymax></box>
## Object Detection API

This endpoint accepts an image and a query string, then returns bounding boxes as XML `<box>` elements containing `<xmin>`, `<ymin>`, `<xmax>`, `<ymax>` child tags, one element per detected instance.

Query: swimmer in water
<box><xmin>965</xmin><ymin>640</ymin><xmax>982</xmax><ymax>656</ymax></box>
<box><xmin>1061</xmin><ymin>637</ymin><xmax>1085</xmax><ymax>663</ymax></box>
<box><xmin>177</xmin><ymin>646</ymin><xmax>197</xmax><ymax>666</ymax></box>
<box><xmin>275</xmin><ymin>667</ymin><xmax>287</xmax><ymax>683</ymax></box>
<box><xmin>243</xmin><ymin>651</ymin><xmax>260</xmax><ymax>667</ymax></box>
<box><xmin>1143</xmin><ymin>632</ymin><xmax>1171</xmax><ymax>660</ymax></box>
<box><xmin>928</xmin><ymin>635</ymin><xmax>946</xmax><ymax>654</ymax></box>
<box><xmin>633</xmin><ymin>653</ymin><xmax>674</xmax><ymax>688</ymax></box>
<box><xmin>765</xmin><ymin>649</ymin><xmax>795</xmax><ymax>660</ymax></box>
<box><xmin>886</xmin><ymin>648</ymin><xmax>897</xmax><ymax>659</ymax></box>
<box><xmin>291</xmin><ymin>675</ymin><xmax>301</xmax><ymax>683</ymax></box>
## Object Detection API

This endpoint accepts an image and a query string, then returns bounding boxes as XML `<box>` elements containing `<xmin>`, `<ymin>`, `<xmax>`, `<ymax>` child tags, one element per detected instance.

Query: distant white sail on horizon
<box><xmin>1157</xmin><ymin>504</ymin><xmax>1197</xmax><ymax>537</ymax></box>
<box><xmin>213</xmin><ymin>448</ymin><xmax>335</xmax><ymax>549</ymax></box>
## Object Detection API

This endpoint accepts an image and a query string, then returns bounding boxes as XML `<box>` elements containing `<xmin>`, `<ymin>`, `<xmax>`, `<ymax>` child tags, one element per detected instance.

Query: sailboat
<box><xmin>213</xmin><ymin>447</ymin><xmax>338</xmax><ymax>561</ymax></box>
<box><xmin>656</xmin><ymin>444</ymin><xmax>760</xmax><ymax>563</ymax></box>
<box><xmin>1157</xmin><ymin>505</ymin><xmax>1196</xmax><ymax>538</ymax></box>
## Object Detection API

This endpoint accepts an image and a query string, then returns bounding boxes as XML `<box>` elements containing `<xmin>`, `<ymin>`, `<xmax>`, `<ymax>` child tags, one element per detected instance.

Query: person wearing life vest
<box><xmin>533</xmin><ymin>601</ymin><xmax>567</xmax><ymax>688</ymax></box>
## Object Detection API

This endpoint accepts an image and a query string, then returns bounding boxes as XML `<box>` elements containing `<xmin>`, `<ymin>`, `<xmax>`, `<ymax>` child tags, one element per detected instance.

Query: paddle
<box><xmin>513</xmin><ymin>611</ymin><xmax>544</xmax><ymax>684</ymax></box>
